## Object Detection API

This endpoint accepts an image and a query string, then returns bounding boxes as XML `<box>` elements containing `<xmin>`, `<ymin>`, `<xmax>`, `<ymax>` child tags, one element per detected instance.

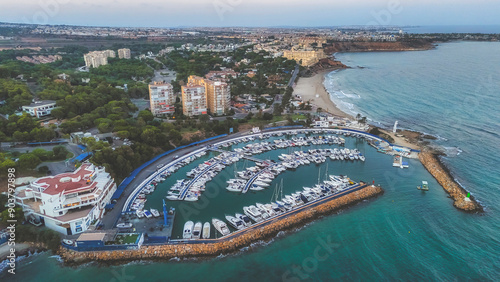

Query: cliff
<box><xmin>59</xmin><ymin>185</ymin><xmax>383</xmax><ymax>264</ymax></box>
<box><xmin>419</xmin><ymin>151</ymin><xmax>482</xmax><ymax>212</ymax></box>
<box><xmin>323</xmin><ymin>40</ymin><xmax>434</xmax><ymax>54</ymax></box>
<box><xmin>303</xmin><ymin>58</ymin><xmax>348</xmax><ymax>76</ymax></box>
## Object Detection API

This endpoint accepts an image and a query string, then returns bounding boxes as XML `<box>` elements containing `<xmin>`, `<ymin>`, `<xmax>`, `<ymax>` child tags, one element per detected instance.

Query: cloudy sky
<box><xmin>2</xmin><ymin>0</ymin><xmax>500</xmax><ymax>27</ymax></box>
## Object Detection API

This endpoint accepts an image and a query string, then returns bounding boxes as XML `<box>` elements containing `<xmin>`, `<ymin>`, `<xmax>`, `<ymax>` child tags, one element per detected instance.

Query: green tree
<box><xmin>17</xmin><ymin>153</ymin><xmax>41</xmax><ymax>170</ymax></box>
<box><xmin>138</xmin><ymin>110</ymin><xmax>154</xmax><ymax>123</ymax></box>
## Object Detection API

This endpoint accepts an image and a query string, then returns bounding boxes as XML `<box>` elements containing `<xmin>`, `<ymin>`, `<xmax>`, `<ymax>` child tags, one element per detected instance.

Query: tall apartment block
<box><xmin>83</xmin><ymin>50</ymin><xmax>116</xmax><ymax>68</ymax></box>
<box><xmin>181</xmin><ymin>83</ymin><xmax>207</xmax><ymax>117</ymax></box>
<box><xmin>186</xmin><ymin>75</ymin><xmax>230</xmax><ymax>115</ymax></box>
<box><xmin>118</xmin><ymin>48</ymin><xmax>131</xmax><ymax>59</ymax></box>
<box><xmin>149</xmin><ymin>81</ymin><xmax>176</xmax><ymax>116</ymax></box>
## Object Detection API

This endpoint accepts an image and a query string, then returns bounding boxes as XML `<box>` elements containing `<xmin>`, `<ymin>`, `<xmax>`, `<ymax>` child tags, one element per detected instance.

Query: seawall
<box><xmin>419</xmin><ymin>152</ymin><xmax>482</xmax><ymax>212</ymax></box>
<box><xmin>59</xmin><ymin>185</ymin><xmax>384</xmax><ymax>265</ymax></box>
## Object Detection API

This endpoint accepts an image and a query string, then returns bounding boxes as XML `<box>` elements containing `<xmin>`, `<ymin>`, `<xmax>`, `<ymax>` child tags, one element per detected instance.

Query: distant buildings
<box><xmin>118</xmin><ymin>48</ymin><xmax>131</xmax><ymax>59</ymax></box>
<box><xmin>283</xmin><ymin>49</ymin><xmax>326</xmax><ymax>66</ymax></box>
<box><xmin>15</xmin><ymin>163</ymin><xmax>117</xmax><ymax>235</ymax></box>
<box><xmin>22</xmin><ymin>100</ymin><xmax>57</xmax><ymax>118</ymax></box>
<box><xmin>149</xmin><ymin>81</ymin><xmax>176</xmax><ymax>116</ymax></box>
<box><xmin>83</xmin><ymin>50</ymin><xmax>116</xmax><ymax>68</ymax></box>
<box><xmin>16</xmin><ymin>55</ymin><xmax>62</xmax><ymax>64</ymax></box>
<box><xmin>185</xmin><ymin>75</ymin><xmax>230</xmax><ymax>116</ymax></box>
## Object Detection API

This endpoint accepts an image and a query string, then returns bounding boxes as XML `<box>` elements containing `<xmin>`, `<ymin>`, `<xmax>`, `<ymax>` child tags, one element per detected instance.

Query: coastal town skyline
<box><xmin>2</xmin><ymin>0</ymin><xmax>500</xmax><ymax>27</ymax></box>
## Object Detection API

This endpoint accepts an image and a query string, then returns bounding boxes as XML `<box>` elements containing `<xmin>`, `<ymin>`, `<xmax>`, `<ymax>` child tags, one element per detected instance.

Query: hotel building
<box><xmin>22</xmin><ymin>100</ymin><xmax>57</xmax><ymax>118</ymax></box>
<box><xmin>149</xmin><ymin>81</ymin><xmax>176</xmax><ymax>116</ymax></box>
<box><xmin>15</xmin><ymin>163</ymin><xmax>117</xmax><ymax>235</ymax></box>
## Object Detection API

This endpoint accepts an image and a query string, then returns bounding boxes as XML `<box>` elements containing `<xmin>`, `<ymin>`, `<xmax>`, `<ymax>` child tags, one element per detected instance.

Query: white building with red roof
<box><xmin>15</xmin><ymin>162</ymin><xmax>117</xmax><ymax>235</ymax></box>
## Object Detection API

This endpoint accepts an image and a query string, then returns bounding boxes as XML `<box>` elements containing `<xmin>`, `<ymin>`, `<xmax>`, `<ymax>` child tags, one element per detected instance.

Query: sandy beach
<box><xmin>294</xmin><ymin>70</ymin><xmax>352</xmax><ymax>119</ymax></box>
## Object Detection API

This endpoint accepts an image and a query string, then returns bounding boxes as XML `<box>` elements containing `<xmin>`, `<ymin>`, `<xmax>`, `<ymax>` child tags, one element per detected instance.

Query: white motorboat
<box><xmin>150</xmin><ymin>209</ymin><xmax>160</xmax><ymax>217</ymax></box>
<box><xmin>254</xmin><ymin>181</ymin><xmax>270</xmax><ymax>187</ymax></box>
<box><xmin>193</xmin><ymin>222</ymin><xmax>202</xmax><ymax>239</ymax></box>
<box><xmin>212</xmin><ymin>218</ymin><xmax>231</xmax><ymax>236</ymax></box>
<box><xmin>235</xmin><ymin>213</ymin><xmax>252</xmax><ymax>227</ymax></box>
<box><xmin>243</xmin><ymin>206</ymin><xmax>262</xmax><ymax>222</ymax></box>
<box><xmin>183</xmin><ymin>221</ymin><xmax>194</xmax><ymax>239</ymax></box>
<box><xmin>202</xmin><ymin>222</ymin><xmax>211</xmax><ymax>239</ymax></box>
<box><xmin>136</xmin><ymin>210</ymin><xmax>144</xmax><ymax>218</ymax></box>
<box><xmin>225</xmin><ymin>215</ymin><xmax>245</xmax><ymax>230</ymax></box>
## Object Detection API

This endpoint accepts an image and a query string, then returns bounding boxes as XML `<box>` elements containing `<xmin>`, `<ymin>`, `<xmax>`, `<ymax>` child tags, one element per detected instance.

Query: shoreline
<box><xmin>59</xmin><ymin>185</ymin><xmax>383</xmax><ymax>265</ymax></box>
<box><xmin>304</xmin><ymin>64</ymin><xmax>482</xmax><ymax>213</ymax></box>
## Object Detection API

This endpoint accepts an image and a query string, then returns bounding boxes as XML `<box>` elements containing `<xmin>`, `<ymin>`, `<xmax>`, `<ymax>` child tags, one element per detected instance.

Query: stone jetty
<box><xmin>59</xmin><ymin>185</ymin><xmax>383</xmax><ymax>264</ymax></box>
<box><xmin>419</xmin><ymin>152</ymin><xmax>482</xmax><ymax>212</ymax></box>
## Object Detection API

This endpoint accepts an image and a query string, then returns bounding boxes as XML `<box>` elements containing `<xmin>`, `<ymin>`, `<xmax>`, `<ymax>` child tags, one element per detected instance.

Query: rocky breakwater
<box><xmin>419</xmin><ymin>151</ymin><xmax>482</xmax><ymax>212</ymax></box>
<box><xmin>59</xmin><ymin>185</ymin><xmax>383</xmax><ymax>265</ymax></box>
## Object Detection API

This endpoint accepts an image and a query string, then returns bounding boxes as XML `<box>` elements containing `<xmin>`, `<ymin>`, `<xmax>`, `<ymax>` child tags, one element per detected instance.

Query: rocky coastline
<box><xmin>59</xmin><ymin>185</ymin><xmax>384</xmax><ymax>265</ymax></box>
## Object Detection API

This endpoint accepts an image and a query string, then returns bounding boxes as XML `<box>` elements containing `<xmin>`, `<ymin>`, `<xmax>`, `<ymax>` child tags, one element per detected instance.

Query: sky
<box><xmin>2</xmin><ymin>0</ymin><xmax>500</xmax><ymax>28</ymax></box>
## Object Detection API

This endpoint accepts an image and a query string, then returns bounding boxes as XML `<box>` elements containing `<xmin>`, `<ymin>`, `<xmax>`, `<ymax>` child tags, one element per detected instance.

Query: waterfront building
<box><xmin>14</xmin><ymin>163</ymin><xmax>117</xmax><ymax>235</ymax></box>
<box><xmin>181</xmin><ymin>83</ymin><xmax>207</xmax><ymax>116</ymax></box>
<box><xmin>149</xmin><ymin>81</ymin><xmax>176</xmax><ymax>116</ymax></box>
<box><xmin>118</xmin><ymin>48</ymin><xmax>131</xmax><ymax>59</ymax></box>
<box><xmin>22</xmin><ymin>100</ymin><xmax>57</xmax><ymax>118</ymax></box>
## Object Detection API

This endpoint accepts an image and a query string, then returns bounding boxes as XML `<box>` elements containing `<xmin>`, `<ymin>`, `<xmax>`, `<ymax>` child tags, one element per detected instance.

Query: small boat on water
<box><xmin>417</xmin><ymin>181</ymin><xmax>429</xmax><ymax>191</ymax></box>
<box><xmin>202</xmin><ymin>222</ymin><xmax>211</xmax><ymax>239</ymax></box>
<box><xmin>136</xmin><ymin>210</ymin><xmax>144</xmax><ymax>218</ymax></box>
<box><xmin>183</xmin><ymin>221</ymin><xmax>194</xmax><ymax>239</ymax></box>
<box><xmin>212</xmin><ymin>218</ymin><xmax>230</xmax><ymax>236</ymax></box>
<box><xmin>150</xmin><ymin>209</ymin><xmax>160</xmax><ymax>217</ymax></box>
<box><xmin>192</xmin><ymin>222</ymin><xmax>202</xmax><ymax>239</ymax></box>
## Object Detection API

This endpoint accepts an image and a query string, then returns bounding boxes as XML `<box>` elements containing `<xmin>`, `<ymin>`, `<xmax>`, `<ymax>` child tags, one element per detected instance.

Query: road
<box><xmin>288</xmin><ymin>64</ymin><xmax>300</xmax><ymax>88</ymax></box>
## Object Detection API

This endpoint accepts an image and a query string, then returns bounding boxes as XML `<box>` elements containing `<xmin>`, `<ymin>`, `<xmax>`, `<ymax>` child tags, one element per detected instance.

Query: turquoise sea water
<box><xmin>4</xmin><ymin>42</ymin><xmax>500</xmax><ymax>281</ymax></box>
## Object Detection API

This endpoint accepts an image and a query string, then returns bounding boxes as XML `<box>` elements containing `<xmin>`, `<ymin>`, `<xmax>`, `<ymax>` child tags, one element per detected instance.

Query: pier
<box><xmin>242</xmin><ymin>164</ymin><xmax>276</xmax><ymax>193</ymax></box>
<box><xmin>179</xmin><ymin>161</ymin><xmax>221</xmax><ymax>200</ymax></box>
<box><xmin>208</xmin><ymin>147</ymin><xmax>267</xmax><ymax>163</ymax></box>
<box><xmin>59</xmin><ymin>184</ymin><xmax>383</xmax><ymax>264</ymax></box>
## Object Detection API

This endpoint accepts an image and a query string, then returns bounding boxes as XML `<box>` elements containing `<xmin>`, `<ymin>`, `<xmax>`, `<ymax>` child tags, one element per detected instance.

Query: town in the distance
<box><xmin>0</xmin><ymin>22</ymin><xmax>487</xmax><ymax>265</ymax></box>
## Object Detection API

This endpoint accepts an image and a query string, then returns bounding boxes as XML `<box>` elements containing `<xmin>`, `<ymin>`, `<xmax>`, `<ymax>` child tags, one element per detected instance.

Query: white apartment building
<box><xmin>83</xmin><ymin>50</ymin><xmax>116</xmax><ymax>68</ymax></box>
<box><xmin>118</xmin><ymin>48</ymin><xmax>131</xmax><ymax>59</ymax></box>
<box><xmin>182</xmin><ymin>83</ymin><xmax>207</xmax><ymax>116</ymax></box>
<box><xmin>149</xmin><ymin>81</ymin><xmax>176</xmax><ymax>116</ymax></box>
<box><xmin>15</xmin><ymin>163</ymin><xmax>117</xmax><ymax>235</ymax></box>
<box><xmin>22</xmin><ymin>100</ymin><xmax>57</xmax><ymax>118</ymax></box>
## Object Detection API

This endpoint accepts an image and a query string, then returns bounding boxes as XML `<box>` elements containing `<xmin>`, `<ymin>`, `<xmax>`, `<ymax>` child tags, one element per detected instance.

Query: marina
<box><xmin>109</xmin><ymin>128</ymin><xmax>409</xmax><ymax>242</ymax></box>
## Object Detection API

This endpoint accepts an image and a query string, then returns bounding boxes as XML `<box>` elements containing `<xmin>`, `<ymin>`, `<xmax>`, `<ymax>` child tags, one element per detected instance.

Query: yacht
<box><xmin>202</xmin><ymin>222</ymin><xmax>211</xmax><ymax>239</ymax></box>
<box><xmin>143</xmin><ymin>210</ymin><xmax>153</xmax><ymax>218</ymax></box>
<box><xmin>225</xmin><ymin>215</ymin><xmax>245</xmax><ymax>230</ymax></box>
<box><xmin>183</xmin><ymin>221</ymin><xmax>194</xmax><ymax>239</ymax></box>
<box><xmin>192</xmin><ymin>222</ymin><xmax>202</xmax><ymax>239</ymax></box>
<box><xmin>235</xmin><ymin>213</ymin><xmax>252</xmax><ymax>227</ymax></box>
<box><xmin>243</xmin><ymin>206</ymin><xmax>263</xmax><ymax>222</ymax></box>
<box><xmin>212</xmin><ymin>218</ymin><xmax>231</xmax><ymax>236</ymax></box>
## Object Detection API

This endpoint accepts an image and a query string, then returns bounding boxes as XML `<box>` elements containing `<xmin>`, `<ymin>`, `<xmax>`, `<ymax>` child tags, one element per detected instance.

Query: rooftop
<box><xmin>32</xmin><ymin>163</ymin><xmax>97</xmax><ymax>195</ymax></box>
<box><xmin>23</xmin><ymin>100</ymin><xmax>56</xmax><ymax>108</ymax></box>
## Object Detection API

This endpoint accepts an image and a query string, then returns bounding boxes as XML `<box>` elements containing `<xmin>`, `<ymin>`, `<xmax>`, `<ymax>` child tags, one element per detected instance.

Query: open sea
<box><xmin>3</xmin><ymin>42</ymin><xmax>500</xmax><ymax>281</ymax></box>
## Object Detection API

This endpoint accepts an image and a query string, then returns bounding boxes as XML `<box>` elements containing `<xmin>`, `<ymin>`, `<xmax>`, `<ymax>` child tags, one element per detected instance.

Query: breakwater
<box><xmin>59</xmin><ymin>185</ymin><xmax>383</xmax><ymax>265</ymax></box>
<box><xmin>419</xmin><ymin>151</ymin><xmax>482</xmax><ymax>212</ymax></box>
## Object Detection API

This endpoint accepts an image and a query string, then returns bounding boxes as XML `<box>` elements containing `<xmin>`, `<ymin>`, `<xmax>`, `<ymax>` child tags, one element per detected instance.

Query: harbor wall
<box><xmin>59</xmin><ymin>185</ymin><xmax>383</xmax><ymax>265</ymax></box>
<box><xmin>419</xmin><ymin>152</ymin><xmax>482</xmax><ymax>212</ymax></box>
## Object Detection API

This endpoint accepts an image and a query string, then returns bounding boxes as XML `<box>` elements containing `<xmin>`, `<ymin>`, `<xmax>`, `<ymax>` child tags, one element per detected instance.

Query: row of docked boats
<box><xmin>185</xmin><ymin>175</ymin><xmax>357</xmax><ymax>238</ymax></box>
<box><xmin>135</xmin><ymin>208</ymin><xmax>160</xmax><ymax>219</ymax></box>
<box><xmin>167</xmin><ymin>151</ymin><xmax>242</xmax><ymax>202</ymax></box>
<box><xmin>226</xmin><ymin>148</ymin><xmax>366</xmax><ymax>193</ymax></box>
<box><xmin>183</xmin><ymin>221</ymin><xmax>211</xmax><ymax>239</ymax></box>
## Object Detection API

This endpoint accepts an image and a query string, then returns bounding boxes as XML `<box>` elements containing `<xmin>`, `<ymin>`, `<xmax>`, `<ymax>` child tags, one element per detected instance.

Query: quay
<box><xmin>59</xmin><ymin>183</ymin><xmax>383</xmax><ymax>264</ymax></box>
